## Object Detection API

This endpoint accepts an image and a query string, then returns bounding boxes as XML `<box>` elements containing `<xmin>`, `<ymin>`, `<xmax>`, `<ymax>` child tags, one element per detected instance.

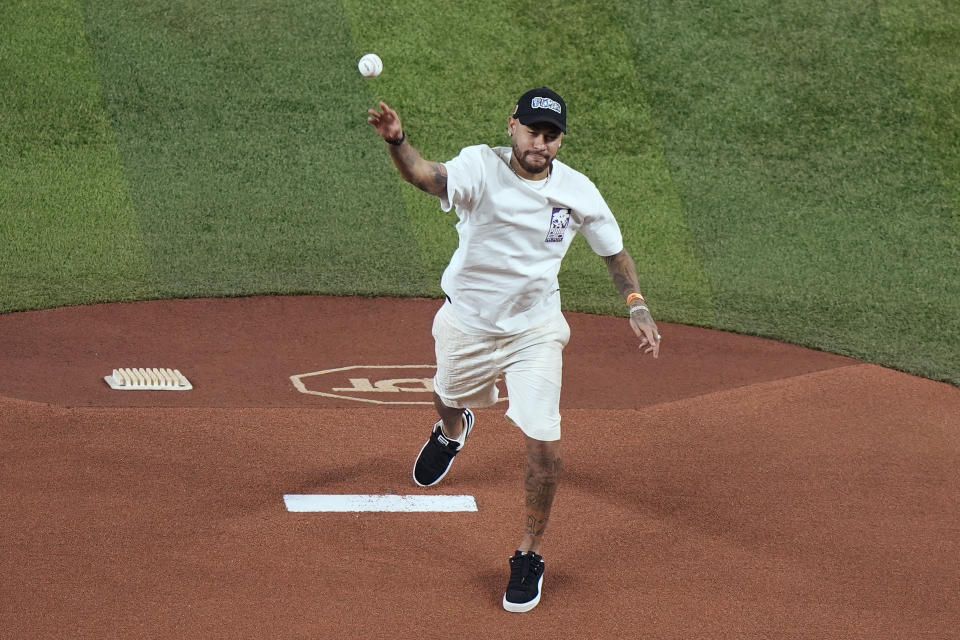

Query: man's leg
<box><xmin>518</xmin><ymin>435</ymin><xmax>562</xmax><ymax>553</ymax></box>
<box><xmin>501</xmin><ymin>312</ymin><xmax>569</xmax><ymax>612</ymax></box>
<box><xmin>433</xmin><ymin>391</ymin><xmax>467</xmax><ymax>439</ymax></box>
<box><xmin>414</xmin><ymin>302</ymin><xmax>496</xmax><ymax>487</ymax></box>
<box><xmin>412</xmin><ymin>391</ymin><xmax>477</xmax><ymax>487</ymax></box>
<box><xmin>503</xmin><ymin>434</ymin><xmax>559</xmax><ymax>612</ymax></box>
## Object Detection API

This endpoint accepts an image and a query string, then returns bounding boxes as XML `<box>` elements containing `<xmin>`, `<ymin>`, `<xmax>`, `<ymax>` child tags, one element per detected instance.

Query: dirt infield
<box><xmin>2</xmin><ymin>296</ymin><xmax>958</xmax><ymax>639</ymax></box>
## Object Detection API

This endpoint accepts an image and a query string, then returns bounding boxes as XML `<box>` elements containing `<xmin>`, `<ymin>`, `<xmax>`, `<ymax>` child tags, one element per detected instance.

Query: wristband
<box><xmin>626</xmin><ymin>292</ymin><xmax>645</xmax><ymax>306</ymax></box>
<box><xmin>385</xmin><ymin>131</ymin><xmax>405</xmax><ymax>146</ymax></box>
<box><xmin>629</xmin><ymin>304</ymin><xmax>649</xmax><ymax>314</ymax></box>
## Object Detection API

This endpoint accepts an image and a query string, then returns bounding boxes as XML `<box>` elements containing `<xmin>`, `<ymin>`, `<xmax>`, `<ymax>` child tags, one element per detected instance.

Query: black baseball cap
<box><xmin>512</xmin><ymin>87</ymin><xmax>566</xmax><ymax>133</ymax></box>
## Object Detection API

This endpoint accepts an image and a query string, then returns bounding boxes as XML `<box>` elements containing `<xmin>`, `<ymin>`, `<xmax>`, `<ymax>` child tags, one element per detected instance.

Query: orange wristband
<box><xmin>626</xmin><ymin>292</ymin><xmax>645</xmax><ymax>306</ymax></box>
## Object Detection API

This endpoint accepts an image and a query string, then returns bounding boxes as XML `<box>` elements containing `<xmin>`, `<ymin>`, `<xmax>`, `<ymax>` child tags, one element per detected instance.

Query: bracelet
<box><xmin>385</xmin><ymin>131</ymin><xmax>405</xmax><ymax>146</ymax></box>
<box><xmin>629</xmin><ymin>304</ymin><xmax>649</xmax><ymax>314</ymax></box>
<box><xmin>626</xmin><ymin>292</ymin><xmax>645</xmax><ymax>306</ymax></box>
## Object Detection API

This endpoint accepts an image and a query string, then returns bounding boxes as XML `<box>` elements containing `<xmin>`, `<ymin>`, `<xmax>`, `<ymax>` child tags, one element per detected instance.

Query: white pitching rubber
<box><xmin>105</xmin><ymin>367</ymin><xmax>192</xmax><ymax>390</ymax></box>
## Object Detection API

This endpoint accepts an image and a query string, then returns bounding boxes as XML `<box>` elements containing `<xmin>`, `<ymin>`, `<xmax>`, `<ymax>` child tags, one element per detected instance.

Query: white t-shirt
<box><xmin>439</xmin><ymin>144</ymin><xmax>624</xmax><ymax>335</ymax></box>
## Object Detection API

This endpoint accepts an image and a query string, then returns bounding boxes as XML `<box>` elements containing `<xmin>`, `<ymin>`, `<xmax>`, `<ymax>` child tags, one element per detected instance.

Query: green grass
<box><xmin>77</xmin><ymin>0</ymin><xmax>429</xmax><ymax>298</ymax></box>
<box><xmin>342</xmin><ymin>0</ymin><xmax>714</xmax><ymax>320</ymax></box>
<box><xmin>0</xmin><ymin>0</ymin><xmax>957</xmax><ymax>384</ymax></box>
<box><xmin>621</xmin><ymin>0</ymin><xmax>959</xmax><ymax>379</ymax></box>
<box><xmin>0</xmin><ymin>0</ymin><xmax>151</xmax><ymax>307</ymax></box>
<box><xmin>881</xmin><ymin>0</ymin><xmax>960</xmax><ymax>219</ymax></box>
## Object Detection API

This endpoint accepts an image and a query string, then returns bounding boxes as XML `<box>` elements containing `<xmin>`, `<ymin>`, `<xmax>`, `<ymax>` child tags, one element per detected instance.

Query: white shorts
<box><xmin>431</xmin><ymin>301</ymin><xmax>570</xmax><ymax>442</ymax></box>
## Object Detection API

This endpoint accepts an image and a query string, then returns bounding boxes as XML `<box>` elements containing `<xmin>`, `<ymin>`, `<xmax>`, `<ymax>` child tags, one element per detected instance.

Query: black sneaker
<box><xmin>412</xmin><ymin>408</ymin><xmax>474</xmax><ymax>487</ymax></box>
<box><xmin>502</xmin><ymin>550</ymin><xmax>545</xmax><ymax>613</ymax></box>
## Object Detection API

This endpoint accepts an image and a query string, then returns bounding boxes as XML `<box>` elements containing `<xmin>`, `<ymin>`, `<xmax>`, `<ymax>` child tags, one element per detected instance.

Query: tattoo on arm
<box><xmin>389</xmin><ymin>142</ymin><xmax>447</xmax><ymax>197</ymax></box>
<box><xmin>427</xmin><ymin>162</ymin><xmax>448</xmax><ymax>197</ymax></box>
<box><xmin>603</xmin><ymin>249</ymin><xmax>641</xmax><ymax>299</ymax></box>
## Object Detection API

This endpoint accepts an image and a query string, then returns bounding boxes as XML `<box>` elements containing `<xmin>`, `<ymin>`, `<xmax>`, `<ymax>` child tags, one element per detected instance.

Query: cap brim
<box><xmin>516</xmin><ymin>114</ymin><xmax>566</xmax><ymax>133</ymax></box>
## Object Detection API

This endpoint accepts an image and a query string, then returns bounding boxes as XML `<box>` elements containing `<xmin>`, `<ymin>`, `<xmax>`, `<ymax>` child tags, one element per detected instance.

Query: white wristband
<box><xmin>629</xmin><ymin>304</ymin><xmax>649</xmax><ymax>314</ymax></box>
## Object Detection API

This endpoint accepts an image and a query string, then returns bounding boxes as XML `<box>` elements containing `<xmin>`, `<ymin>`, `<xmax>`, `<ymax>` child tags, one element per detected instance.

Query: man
<box><xmin>367</xmin><ymin>87</ymin><xmax>661</xmax><ymax>613</ymax></box>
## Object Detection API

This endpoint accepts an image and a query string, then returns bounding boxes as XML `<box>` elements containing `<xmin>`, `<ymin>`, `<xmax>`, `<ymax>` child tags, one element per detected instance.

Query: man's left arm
<box><xmin>602</xmin><ymin>249</ymin><xmax>661</xmax><ymax>358</ymax></box>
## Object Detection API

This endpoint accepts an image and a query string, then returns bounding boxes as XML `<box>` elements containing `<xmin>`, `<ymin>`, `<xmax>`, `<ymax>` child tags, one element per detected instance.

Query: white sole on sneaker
<box><xmin>502</xmin><ymin>573</ymin><xmax>543</xmax><ymax>613</ymax></box>
<box><xmin>411</xmin><ymin>410</ymin><xmax>474</xmax><ymax>487</ymax></box>
<box><xmin>412</xmin><ymin>435</ymin><xmax>453</xmax><ymax>487</ymax></box>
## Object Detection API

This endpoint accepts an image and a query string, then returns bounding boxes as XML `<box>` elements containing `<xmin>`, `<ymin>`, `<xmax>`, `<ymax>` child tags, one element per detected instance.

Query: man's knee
<box><xmin>526</xmin><ymin>437</ymin><xmax>562</xmax><ymax>476</ymax></box>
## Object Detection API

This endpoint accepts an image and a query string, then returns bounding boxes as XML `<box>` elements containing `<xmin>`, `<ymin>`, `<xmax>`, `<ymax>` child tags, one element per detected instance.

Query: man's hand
<box><xmin>629</xmin><ymin>305</ymin><xmax>661</xmax><ymax>358</ymax></box>
<box><xmin>365</xmin><ymin>100</ymin><xmax>448</xmax><ymax>198</ymax></box>
<box><xmin>601</xmin><ymin>249</ymin><xmax>661</xmax><ymax>359</ymax></box>
<box><xmin>367</xmin><ymin>101</ymin><xmax>403</xmax><ymax>142</ymax></box>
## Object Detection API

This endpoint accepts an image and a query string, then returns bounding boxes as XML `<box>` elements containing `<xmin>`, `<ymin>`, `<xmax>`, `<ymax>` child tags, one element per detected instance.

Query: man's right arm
<box><xmin>367</xmin><ymin>101</ymin><xmax>447</xmax><ymax>199</ymax></box>
<box><xmin>386</xmin><ymin>137</ymin><xmax>448</xmax><ymax>198</ymax></box>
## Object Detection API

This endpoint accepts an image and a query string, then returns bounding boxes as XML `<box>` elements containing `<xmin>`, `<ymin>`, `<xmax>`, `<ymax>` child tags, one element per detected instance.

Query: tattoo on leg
<box><xmin>524</xmin><ymin>460</ymin><xmax>560</xmax><ymax>509</ymax></box>
<box><xmin>523</xmin><ymin>453</ymin><xmax>561</xmax><ymax>539</ymax></box>
<box><xmin>525</xmin><ymin>515</ymin><xmax>548</xmax><ymax>537</ymax></box>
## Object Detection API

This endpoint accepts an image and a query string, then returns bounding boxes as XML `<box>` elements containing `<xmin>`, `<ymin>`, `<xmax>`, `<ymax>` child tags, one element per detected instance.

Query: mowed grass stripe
<box><xmin>79</xmin><ymin>0</ymin><xmax>429</xmax><ymax>299</ymax></box>
<box><xmin>622</xmin><ymin>1</ymin><xmax>959</xmax><ymax>382</ymax></box>
<box><xmin>343</xmin><ymin>0</ymin><xmax>714</xmax><ymax>320</ymax></box>
<box><xmin>0</xmin><ymin>0</ymin><xmax>150</xmax><ymax>312</ymax></box>
<box><xmin>879</xmin><ymin>1</ymin><xmax>960</xmax><ymax>221</ymax></box>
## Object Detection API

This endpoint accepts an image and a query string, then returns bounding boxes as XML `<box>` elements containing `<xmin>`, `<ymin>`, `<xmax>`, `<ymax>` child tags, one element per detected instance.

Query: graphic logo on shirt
<box><xmin>531</xmin><ymin>97</ymin><xmax>562</xmax><ymax>114</ymax></box>
<box><xmin>545</xmin><ymin>207</ymin><xmax>571</xmax><ymax>243</ymax></box>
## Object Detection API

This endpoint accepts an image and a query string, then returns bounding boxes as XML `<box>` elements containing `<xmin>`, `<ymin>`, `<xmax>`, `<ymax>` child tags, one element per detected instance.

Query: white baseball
<box><xmin>358</xmin><ymin>53</ymin><xmax>383</xmax><ymax>78</ymax></box>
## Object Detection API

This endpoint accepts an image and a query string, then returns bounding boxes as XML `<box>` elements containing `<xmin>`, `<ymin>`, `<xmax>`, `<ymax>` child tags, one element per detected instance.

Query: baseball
<box><xmin>358</xmin><ymin>53</ymin><xmax>383</xmax><ymax>78</ymax></box>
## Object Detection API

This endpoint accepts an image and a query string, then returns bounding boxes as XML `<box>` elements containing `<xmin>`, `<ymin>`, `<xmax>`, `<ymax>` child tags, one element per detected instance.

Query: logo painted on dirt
<box><xmin>290</xmin><ymin>364</ymin><xmax>507</xmax><ymax>405</ymax></box>
<box><xmin>291</xmin><ymin>365</ymin><xmax>435</xmax><ymax>405</ymax></box>
<box><xmin>290</xmin><ymin>365</ymin><xmax>508</xmax><ymax>406</ymax></box>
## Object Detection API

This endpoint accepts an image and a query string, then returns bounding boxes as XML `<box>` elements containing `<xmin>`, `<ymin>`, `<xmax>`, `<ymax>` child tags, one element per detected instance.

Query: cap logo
<box><xmin>530</xmin><ymin>97</ymin><xmax>562</xmax><ymax>114</ymax></box>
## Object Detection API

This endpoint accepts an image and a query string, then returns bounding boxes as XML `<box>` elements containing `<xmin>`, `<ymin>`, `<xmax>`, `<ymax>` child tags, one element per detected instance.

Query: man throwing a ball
<box><xmin>367</xmin><ymin>87</ymin><xmax>661</xmax><ymax>613</ymax></box>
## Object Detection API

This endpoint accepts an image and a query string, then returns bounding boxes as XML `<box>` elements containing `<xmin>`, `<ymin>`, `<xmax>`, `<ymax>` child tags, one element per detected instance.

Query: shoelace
<box><xmin>507</xmin><ymin>554</ymin><xmax>541</xmax><ymax>588</ymax></box>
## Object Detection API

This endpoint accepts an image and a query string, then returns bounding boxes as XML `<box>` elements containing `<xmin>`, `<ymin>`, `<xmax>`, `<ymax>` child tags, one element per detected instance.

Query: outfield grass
<box><xmin>0</xmin><ymin>0</ymin><xmax>152</xmax><ymax>305</ymax></box>
<box><xmin>623</xmin><ymin>0</ymin><xmax>960</xmax><ymax>380</ymax></box>
<box><xmin>1</xmin><ymin>0</ymin><xmax>957</xmax><ymax>384</ymax></box>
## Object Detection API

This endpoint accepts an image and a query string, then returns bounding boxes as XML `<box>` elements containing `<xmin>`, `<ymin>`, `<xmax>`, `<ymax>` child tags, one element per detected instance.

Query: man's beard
<box><xmin>512</xmin><ymin>144</ymin><xmax>552</xmax><ymax>175</ymax></box>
